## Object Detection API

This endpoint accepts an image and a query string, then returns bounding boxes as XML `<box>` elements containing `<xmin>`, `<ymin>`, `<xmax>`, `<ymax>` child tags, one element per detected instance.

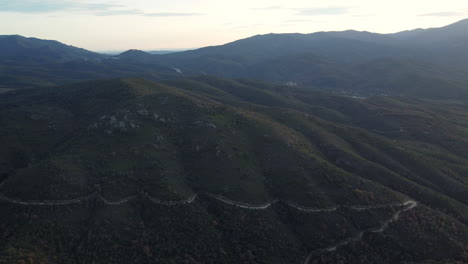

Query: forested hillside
<box><xmin>1</xmin><ymin>78</ymin><xmax>466</xmax><ymax>263</ymax></box>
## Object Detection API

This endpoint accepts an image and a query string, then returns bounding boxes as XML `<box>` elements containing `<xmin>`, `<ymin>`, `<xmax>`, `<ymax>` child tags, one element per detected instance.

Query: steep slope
<box><xmin>0</xmin><ymin>78</ymin><xmax>466</xmax><ymax>264</ymax></box>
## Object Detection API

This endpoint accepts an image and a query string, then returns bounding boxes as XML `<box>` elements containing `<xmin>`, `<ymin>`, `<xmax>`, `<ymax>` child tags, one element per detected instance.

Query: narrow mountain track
<box><xmin>144</xmin><ymin>192</ymin><xmax>198</xmax><ymax>205</ymax></box>
<box><xmin>0</xmin><ymin>190</ymin><xmax>410</xmax><ymax>214</ymax></box>
<box><xmin>284</xmin><ymin>201</ymin><xmax>337</xmax><ymax>213</ymax></box>
<box><xmin>209</xmin><ymin>194</ymin><xmax>408</xmax><ymax>213</ymax></box>
<box><xmin>97</xmin><ymin>194</ymin><xmax>138</xmax><ymax>205</ymax></box>
<box><xmin>303</xmin><ymin>200</ymin><xmax>418</xmax><ymax>264</ymax></box>
<box><xmin>207</xmin><ymin>193</ymin><xmax>279</xmax><ymax>210</ymax></box>
<box><xmin>0</xmin><ymin>192</ymin><xmax>97</xmax><ymax>206</ymax></box>
<box><xmin>0</xmin><ymin>190</ymin><xmax>418</xmax><ymax>263</ymax></box>
<box><xmin>342</xmin><ymin>202</ymin><xmax>406</xmax><ymax>211</ymax></box>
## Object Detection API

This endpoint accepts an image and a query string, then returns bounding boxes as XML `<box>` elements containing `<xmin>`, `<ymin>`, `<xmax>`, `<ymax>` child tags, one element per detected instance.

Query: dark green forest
<box><xmin>1</xmin><ymin>78</ymin><xmax>467</xmax><ymax>263</ymax></box>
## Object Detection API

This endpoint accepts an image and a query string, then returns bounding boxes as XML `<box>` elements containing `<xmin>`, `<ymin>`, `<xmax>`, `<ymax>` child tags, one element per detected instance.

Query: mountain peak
<box><xmin>118</xmin><ymin>49</ymin><xmax>152</xmax><ymax>58</ymax></box>
<box><xmin>119</xmin><ymin>49</ymin><xmax>151</xmax><ymax>56</ymax></box>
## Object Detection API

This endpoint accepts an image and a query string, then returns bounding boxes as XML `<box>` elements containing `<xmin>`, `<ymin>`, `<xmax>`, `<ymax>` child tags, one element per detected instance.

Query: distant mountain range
<box><xmin>1</xmin><ymin>19</ymin><xmax>468</xmax><ymax>98</ymax></box>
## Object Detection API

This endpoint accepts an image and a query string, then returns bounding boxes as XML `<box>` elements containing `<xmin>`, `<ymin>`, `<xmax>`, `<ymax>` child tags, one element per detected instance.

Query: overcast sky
<box><xmin>1</xmin><ymin>0</ymin><xmax>467</xmax><ymax>51</ymax></box>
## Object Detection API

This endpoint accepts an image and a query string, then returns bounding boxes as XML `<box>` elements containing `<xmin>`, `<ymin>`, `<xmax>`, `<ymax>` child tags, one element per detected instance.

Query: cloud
<box><xmin>296</xmin><ymin>7</ymin><xmax>350</xmax><ymax>16</ymax></box>
<box><xmin>94</xmin><ymin>9</ymin><xmax>142</xmax><ymax>16</ymax></box>
<box><xmin>284</xmin><ymin>19</ymin><xmax>313</xmax><ymax>23</ymax></box>
<box><xmin>0</xmin><ymin>0</ymin><xmax>203</xmax><ymax>17</ymax></box>
<box><xmin>252</xmin><ymin>6</ymin><xmax>283</xmax><ymax>11</ymax></box>
<box><xmin>95</xmin><ymin>10</ymin><xmax>203</xmax><ymax>17</ymax></box>
<box><xmin>0</xmin><ymin>0</ymin><xmax>122</xmax><ymax>13</ymax></box>
<box><xmin>144</xmin><ymin>12</ymin><xmax>203</xmax><ymax>17</ymax></box>
<box><xmin>251</xmin><ymin>5</ymin><xmax>351</xmax><ymax>16</ymax></box>
<box><xmin>419</xmin><ymin>11</ymin><xmax>467</xmax><ymax>17</ymax></box>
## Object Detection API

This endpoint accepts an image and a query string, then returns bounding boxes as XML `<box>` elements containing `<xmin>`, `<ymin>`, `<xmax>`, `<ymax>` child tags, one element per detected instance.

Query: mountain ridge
<box><xmin>2</xmin><ymin>18</ymin><xmax>468</xmax><ymax>98</ymax></box>
<box><xmin>0</xmin><ymin>34</ymin><xmax>102</xmax><ymax>60</ymax></box>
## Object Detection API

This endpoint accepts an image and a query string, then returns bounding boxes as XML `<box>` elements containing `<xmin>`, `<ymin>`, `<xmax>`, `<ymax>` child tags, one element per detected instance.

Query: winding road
<box><xmin>0</xmin><ymin>189</ymin><xmax>418</xmax><ymax>263</ymax></box>
<box><xmin>0</xmin><ymin>192</ymin><xmax>96</xmax><ymax>206</ymax></box>
<box><xmin>303</xmin><ymin>200</ymin><xmax>418</xmax><ymax>264</ymax></box>
<box><xmin>97</xmin><ymin>194</ymin><xmax>138</xmax><ymax>205</ymax></box>
<box><xmin>0</xmin><ymin>190</ymin><xmax>411</xmax><ymax>215</ymax></box>
<box><xmin>208</xmin><ymin>193</ymin><xmax>279</xmax><ymax>210</ymax></box>
<box><xmin>0</xmin><ymin>192</ymin><xmax>197</xmax><ymax>206</ymax></box>
<box><xmin>144</xmin><ymin>193</ymin><xmax>198</xmax><ymax>205</ymax></box>
<box><xmin>284</xmin><ymin>201</ymin><xmax>337</xmax><ymax>213</ymax></box>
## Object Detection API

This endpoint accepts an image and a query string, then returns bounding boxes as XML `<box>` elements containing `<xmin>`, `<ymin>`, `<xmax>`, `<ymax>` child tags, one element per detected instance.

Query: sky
<box><xmin>1</xmin><ymin>0</ymin><xmax>467</xmax><ymax>51</ymax></box>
